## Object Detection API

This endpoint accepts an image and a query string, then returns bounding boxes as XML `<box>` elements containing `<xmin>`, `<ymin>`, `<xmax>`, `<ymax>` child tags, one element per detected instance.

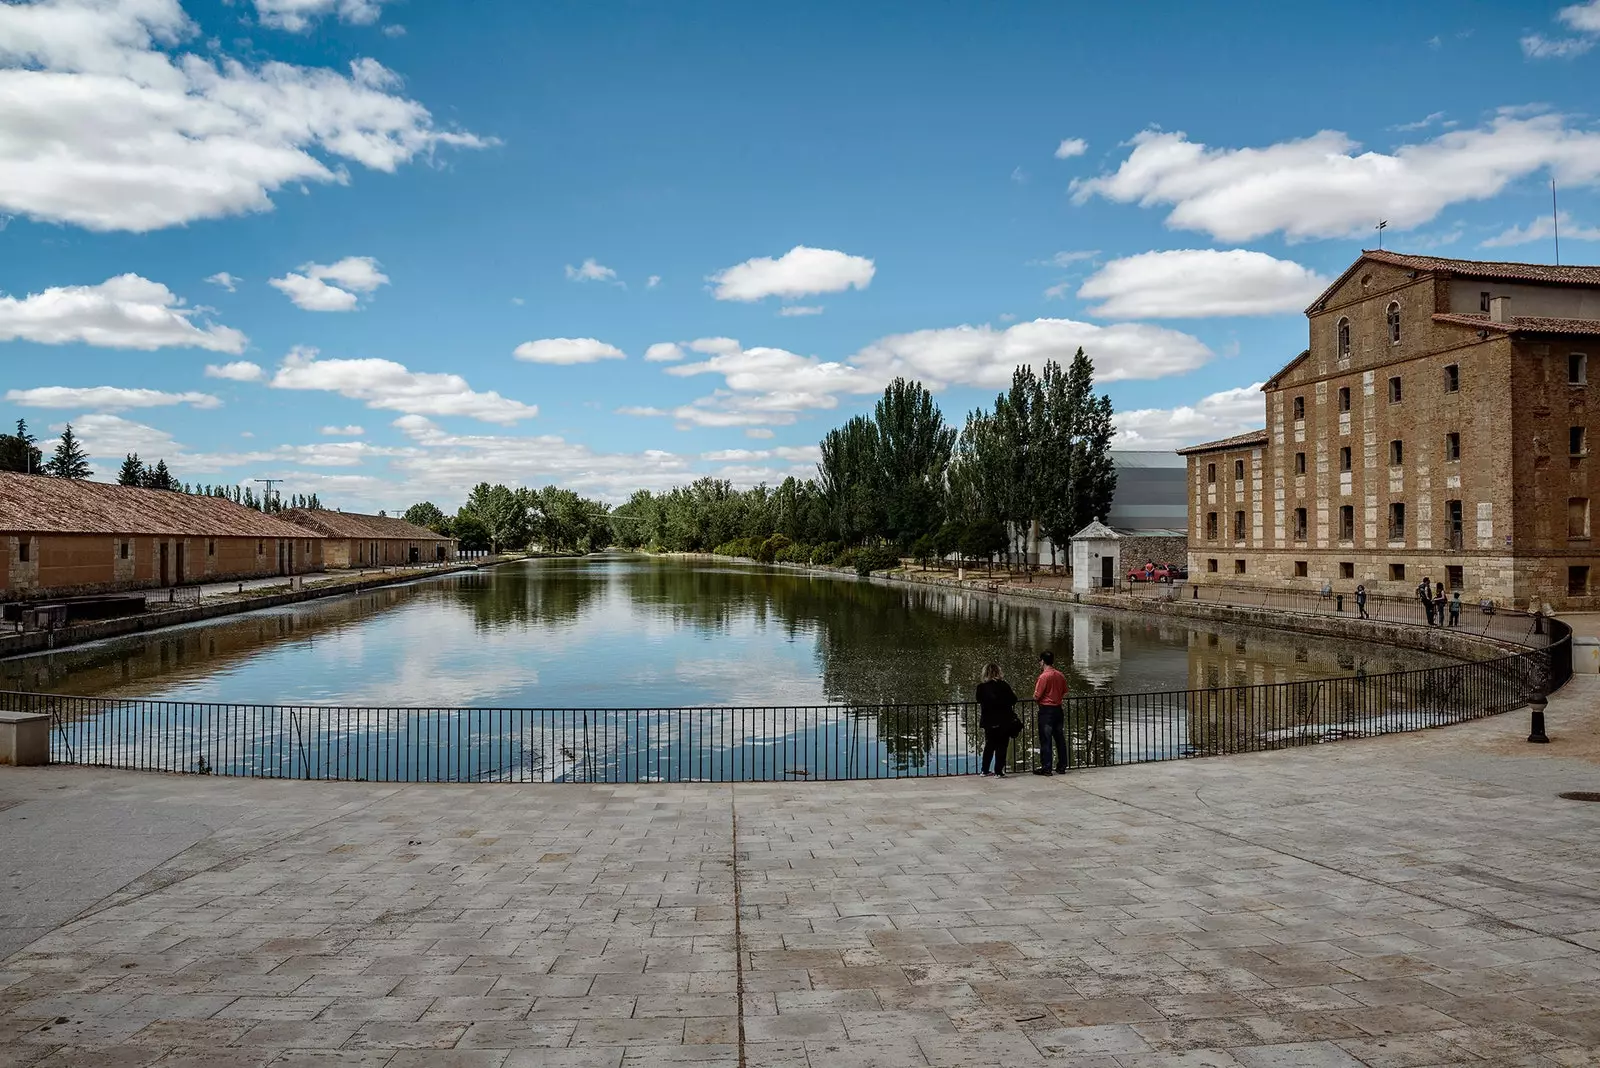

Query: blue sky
<box><xmin>4</xmin><ymin>0</ymin><xmax>1600</xmax><ymax>510</ymax></box>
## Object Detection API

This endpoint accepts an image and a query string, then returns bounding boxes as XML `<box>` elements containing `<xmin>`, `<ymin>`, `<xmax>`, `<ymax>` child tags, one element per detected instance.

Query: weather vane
<box><xmin>1375</xmin><ymin>220</ymin><xmax>1387</xmax><ymax>250</ymax></box>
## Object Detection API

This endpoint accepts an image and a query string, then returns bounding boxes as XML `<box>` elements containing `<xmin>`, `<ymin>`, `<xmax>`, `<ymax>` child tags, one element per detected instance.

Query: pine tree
<box><xmin>1</xmin><ymin>419</ymin><xmax>43</xmax><ymax>474</ymax></box>
<box><xmin>44</xmin><ymin>424</ymin><xmax>92</xmax><ymax>480</ymax></box>
<box><xmin>117</xmin><ymin>453</ymin><xmax>144</xmax><ymax>486</ymax></box>
<box><xmin>141</xmin><ymin>459</ymin><xmax>174</xmax><ymax>491</ymax></box>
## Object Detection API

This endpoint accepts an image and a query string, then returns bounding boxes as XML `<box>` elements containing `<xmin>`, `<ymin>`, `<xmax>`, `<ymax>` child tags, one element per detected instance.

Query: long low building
<box><xmin>1</xmin><ymin>471</ymin><xmax>324</xmax><ymax>600</ymax></box>
<box><xmin>279</xmin><ymin>508</ymin><xmax>456</xmax><ymax>567</ymax></box>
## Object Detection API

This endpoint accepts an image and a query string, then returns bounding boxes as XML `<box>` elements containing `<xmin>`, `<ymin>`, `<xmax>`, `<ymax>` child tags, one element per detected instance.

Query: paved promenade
<box><xmin>2</xmin><ymin>683</ymin><xmax>1599</xmax><ymax>1066</ymax></box>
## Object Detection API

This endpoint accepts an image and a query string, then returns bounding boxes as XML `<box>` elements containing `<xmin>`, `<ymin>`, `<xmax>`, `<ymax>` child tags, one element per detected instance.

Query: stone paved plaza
<box><xmin>3</xmin><ymin>682</ymin><xmax>1600</xmax><ymax>1067</ymax></box>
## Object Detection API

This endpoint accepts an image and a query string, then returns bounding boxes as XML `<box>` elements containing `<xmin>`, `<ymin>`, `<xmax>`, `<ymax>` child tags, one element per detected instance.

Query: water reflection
<box><xmin>2</xmin><ymin>555</ymin><xmax>1472</xmax><ymax>779</ymax></box>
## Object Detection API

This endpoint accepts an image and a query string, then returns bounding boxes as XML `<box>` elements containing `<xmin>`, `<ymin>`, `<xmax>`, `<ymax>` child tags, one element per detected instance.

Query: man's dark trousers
<box><xmin>1038</xmin><ymin>705</ymin><xmax>1068</xmax><ymax>772</ymax></box>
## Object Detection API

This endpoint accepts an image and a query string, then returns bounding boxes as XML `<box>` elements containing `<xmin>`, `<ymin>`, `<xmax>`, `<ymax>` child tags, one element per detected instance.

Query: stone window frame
<box><xmin>1294</xmin><ymin>560</ymin><xmax>1309</xmax><ymax>577</ymax></box>
<box><xmin>119</xmin><ymin>540</ymin><xmax>129</xmax><ymax>560</ymax></box>
<box><xmin>18</xmin><ymin>539</ymin><xmax>29</xmax><ymax>563</ymax></box>
<box><xmin>1390</xmin><ymin>562</ymin><xmax>1407</xmax><ymax>581</ymax></box>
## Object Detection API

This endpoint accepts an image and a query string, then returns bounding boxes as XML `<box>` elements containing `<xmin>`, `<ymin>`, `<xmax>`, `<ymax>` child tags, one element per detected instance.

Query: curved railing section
<box><xmin>1</xmin><ymin>619</ymin><xmax>1566</xmax><ymax>784</ymax></box>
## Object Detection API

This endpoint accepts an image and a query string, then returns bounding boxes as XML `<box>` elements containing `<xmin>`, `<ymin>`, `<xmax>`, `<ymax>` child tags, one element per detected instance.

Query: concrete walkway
<box><xmin>2</xmin><ymin>684</ymin><xmax>1599</xmax><ymax>1066</ymax></box>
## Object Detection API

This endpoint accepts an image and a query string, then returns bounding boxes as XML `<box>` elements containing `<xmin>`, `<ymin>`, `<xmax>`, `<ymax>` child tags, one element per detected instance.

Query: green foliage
<box><xmin>44</xmin><ymin>423</ymin><xmax>92</xmax><ymax>480</ymax></box>
<box><xmin>404</xmin><ymin>501</ymin><xmax>451</xmax><ymax>534</ymax></box>
<box><xmin>141</xmin><ymin>458</ymin><xmax>176</xmax><ymax>491</ymax></box>
<box><xmin>117</xmin><ymin>453</ymin><xmax>144</xmax><ymax>486</ymax></box>
<box><xmin>853</xmin><ymin>544</ymin><xmax>902</xmax><ymax>576</ymax></box>
<box><xmin>0</xmin><ymin>419</ymin><xmax>42</xmax><ymax>474</ymax></box>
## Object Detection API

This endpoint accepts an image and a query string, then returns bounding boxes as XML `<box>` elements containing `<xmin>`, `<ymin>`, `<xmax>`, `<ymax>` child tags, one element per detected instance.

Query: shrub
<box><xmin>854</xmin><ymin>544</ymin><xmax>903</xmax><ymax>576</ymax></box>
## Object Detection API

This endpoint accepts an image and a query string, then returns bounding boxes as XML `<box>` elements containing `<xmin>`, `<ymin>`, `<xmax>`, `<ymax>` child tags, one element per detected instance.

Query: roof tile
<box><xmin>279</xmin><ymin>508</ymin><xmax>451</xmax><ymax>541</ymax></box>
<box><xmin>1175</xmin><ymin>428</ymin><xmax>1270</xmax><ymax>455</ymax></box>
<box><xmin>0</xmin><ymin>472</ymin><xmax>322</xmax><ymax>538</ymax></box>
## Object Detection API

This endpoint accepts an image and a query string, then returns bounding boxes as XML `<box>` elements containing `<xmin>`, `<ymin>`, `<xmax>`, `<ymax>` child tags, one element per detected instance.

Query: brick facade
<box><xmin>1181</xmin><ymin>251</ymin><xmax>1600</xmax><ymax>611</ymax></box>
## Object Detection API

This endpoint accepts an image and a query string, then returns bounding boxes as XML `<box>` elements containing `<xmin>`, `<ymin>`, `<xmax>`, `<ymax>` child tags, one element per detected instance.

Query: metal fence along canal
<box><xmin>1</xmin><ymin>623</ymin><xmax>1564</xmax><ymax>783</ymax></box>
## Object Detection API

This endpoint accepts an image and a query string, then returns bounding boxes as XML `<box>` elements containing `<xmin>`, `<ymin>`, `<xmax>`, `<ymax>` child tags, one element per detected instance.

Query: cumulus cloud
<box><xmin>321</xmin><ymin>424</ymin><xmax>365</xmax><ymax>436</ymax></box>
<box><xmin>745</xmin><ymin>428</ymin><xmax>774</xmax><ymax>440</ymax></box>
<box><xmin>4</xmin><ymin>385</ymin><xmax>220</xmax><ymax>411</ymax></box>
<box><xmin>564</xmin><ymin>258</ymin><xmax>617</xmax><ymax>283</ymax></box>
<box><xmin>269</xmin><ymin>256</ymin><xmax>389</xmax><ymax>312</ymax></box>
<box><xmin>646</xmin><ymin>275</ymin><xmax>661</xmax><ymax>288</ymax></box>
<box><xmin>512</xmin><ymin>337</ymin><xmax>626</xmax><ymax>365</ymax></box>
<box><xmin>389</xmin><ymin>415</ymin><xmax>695</xmax><ymax>500</ymax></box>
<box><xmin>1077</xmin><ymin>250</ymin><xmax>1330</xmax><ymax>319</ymax></box>
<box><xmin>1034</xmin><ymin>250</ymin><xmax>1099</xmax><ymax>267</ymax></box>
<box><xmin>269</xmin><ymin>345</ymin><xmax>537</xmax><ymax>425</ymax></box>
<box><xmin>0</xmin><ymin>274</ymin><xmax>247</xmax><ymax>352</ymax></box>
<box><xmin>644</xmin><ymin>342</ymin><xmax>685</xmax><ymax>363</ymax></box>
<box><xmin>778</xmin><ymin>305</ymin><xmax>825</xmax><ymax>317</ymax></box>
<box><xmin>64</xmin><ymin>413</ymin><xmax>275</xmax><ymax>472</ymax></box>
<box><xmin>253</xmin><ymin>0</ymin><xmax>394</xmax><ymax>33</ymax></box>
<box><xmin>205</xmin><ymin>271</ymin><xmax>240</xmax><ymax>292</ymax></box>
<box><xmin>1112</xmin><ymin>383</ymin><xmax>1266</xmax><ymax>450</ymax></box>
<box><xmin>0</xmin><ymin>0</ymin><xmax>489</xmax><ymax>232</ymax></box>
<box><xmin>1523</xmin><ymin>0</ymin><xmax>1600</xmax><ymax>58</ymax></box>
<box><xmin>1071</xmin><ymin>112</ymin><xmax>1600</xmax><ymax>242</ymax></box>
<box><xmin>1054</xmin><ymin>137</ymin><xmax>1088</xmax><ymax>159</ymax></box>
<box><xmin>205</xmin><ymin>360</ymin><xmax>266</xmax><ymax>382</ymax></box>
<box><xmin>709</xmin><ymin>246</ymin><xmax>874</xmax><ymax>302</ymax></box>
<box><xmin>1482</xmin><ymin>210</ymin><xmax>1600</xmax><ymax>247</ymax></box>
<box><xmin>851</xmin><ymin>318</ymin><xmax>1213</xmax><ymax>389</ymax></box>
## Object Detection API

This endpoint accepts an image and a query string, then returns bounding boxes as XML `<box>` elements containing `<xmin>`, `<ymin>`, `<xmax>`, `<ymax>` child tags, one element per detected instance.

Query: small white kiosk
<box><xmin>1069</xmin><ymin>518</ymin><xmax>1121</xmax><ymax>592</ymax></box>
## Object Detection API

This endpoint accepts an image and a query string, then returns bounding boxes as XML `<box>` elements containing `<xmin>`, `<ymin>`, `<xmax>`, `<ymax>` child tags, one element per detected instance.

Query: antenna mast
<box><xmin>253</xmin><ymin>478</ymin><xmax>282</xmax><ymax>510</ymax></box>
<box><xmin>1553</xmin><ymin>179</ymin><xmax>1561</xmax><ymax>267</ymax></box>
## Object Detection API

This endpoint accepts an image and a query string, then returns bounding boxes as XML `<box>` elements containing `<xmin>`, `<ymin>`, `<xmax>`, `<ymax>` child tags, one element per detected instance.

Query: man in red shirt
<box><xmin>1032</xmin><ymin>650</ymin><xmax>1069</xmax><ymax>776</ymax></box>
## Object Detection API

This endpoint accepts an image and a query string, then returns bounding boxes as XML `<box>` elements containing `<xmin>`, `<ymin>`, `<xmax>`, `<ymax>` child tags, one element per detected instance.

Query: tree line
<box><xmin>404</xmin><ymin>483</ymin><xmax>615</xmax><ymax>554</ymax></box>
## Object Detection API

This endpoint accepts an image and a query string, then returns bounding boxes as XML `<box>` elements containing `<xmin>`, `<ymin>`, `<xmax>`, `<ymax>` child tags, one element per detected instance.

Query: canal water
<box><xmin>1</xmin><ymin>556</ymin><xmax>1468</xmax><ymax>781</ymax></box>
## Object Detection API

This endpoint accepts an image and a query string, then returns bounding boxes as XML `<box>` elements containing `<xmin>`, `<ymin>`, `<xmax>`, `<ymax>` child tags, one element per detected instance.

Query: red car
<box><xmin>1128</xmin><ymin>563</ymin><xmax>1174</xmax><ymax>583</ymax></box>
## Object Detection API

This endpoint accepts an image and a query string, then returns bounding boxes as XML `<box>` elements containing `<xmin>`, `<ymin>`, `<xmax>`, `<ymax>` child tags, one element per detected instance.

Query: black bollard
<box><xmin>1336</xmin><ymin>593</ymin><xmax>1344</xmax><ymax>613</ymax></box>
<box><xmin>1528</xmin><ymin>690</ymin><xmax>1550</xmax><ymax>743</ymax></box>
<box><xmin>1192</xmin><ymin>583</ymin><xmax>1198</xmax><ymax>600</ymax></box>
<box><xmin>1535</xmin><ymin>611</ymin><xmax>1545</xmax><ymax>635</ymax></box>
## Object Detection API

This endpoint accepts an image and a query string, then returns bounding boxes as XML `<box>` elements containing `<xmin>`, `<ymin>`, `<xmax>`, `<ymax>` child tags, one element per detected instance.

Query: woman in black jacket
<box><xmin>976</xmin><ymin>662</ymin><xmax>1018</xmax><ymax>777</ymax></box>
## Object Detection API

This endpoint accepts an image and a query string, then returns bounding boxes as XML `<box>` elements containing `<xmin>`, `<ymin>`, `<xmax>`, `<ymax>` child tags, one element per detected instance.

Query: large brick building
<box><xmin>1</xmin><ymin>472</ymin><xmax>324</xmax><ymax>600</ymax></box>
<box><xmin>279</xmin><ymin>508</ymin><xmax>455</xmax><ymax>568</ymax></box>
<box><xmin>1180</xmin><ymin>250</ymin><xmax>1600</xmax><ymax>610</ymax></box>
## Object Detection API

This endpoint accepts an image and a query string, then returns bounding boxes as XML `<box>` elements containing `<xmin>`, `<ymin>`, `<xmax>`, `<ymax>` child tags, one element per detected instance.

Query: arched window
<box><xmin>1337</xmin><ymin>317</ymin><xmax>1350</xmax><ymax>358</ymax></box>
<box><xmin>1386</xmin><ymin>302</ymin><xmax>1401</xmax><ymax>345</ymax></box>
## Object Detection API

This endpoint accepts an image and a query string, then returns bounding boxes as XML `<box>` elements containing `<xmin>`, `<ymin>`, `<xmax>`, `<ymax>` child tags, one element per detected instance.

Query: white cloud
<box><xmin>1054</xmin><ymin>137</ymin><xmax>1088</xmax><ymax>159</ymax></box>
<box><xmin>665</xmin><ymin>341</ymin><xmax>878</xmax><ymax>405</ymax></box>
<box><xmin>745</xmin><ymin>428</ymin><xmax>774</xmax><ymax>440</ymax></box>
<box><xmin>646</xmin><ymin>275</ymin><xmax>661</xmax><ymax>288</ymax></box>
<box><xmin>778</xmin><ymin>305</ymin><xmax>825</xmax><ymax>317</ymax></box>
<box><xmin>1523</xmin><ymin>34</ymin><xmax>1594</xmax><ymax>57</ymax></box>
<box><xmin>1113</xmin><ymin>383</ymin><xmax>1266</xmax><ymax>450</ymax></box>
<box><xmin>708</xmin><ymin>246</ymin><xmax>874</xmax><ymax>302</ymax></box>
<box><xmin>644</xmin><ymin>342</ymin><xmax>685</xmax><ymax>363</ymax></box>
<box><xmin>5</xmin><ymin>386</ymin><xmax>220</xmax><ymax>411</ymax></box>
<box><xmin>0</xmin><ymin>274</ymin><xmax>246</xmax><ymax>352</ymax></box>
<box><xmin>512</xmin><ymin>337</ymin><xmax>627</xmax><ymax>365</ymax></box>
<box><xmin>253</xmin><ymin>0</ymin><xmax>393</xmax><ymax>33</ymax></box>
<box><xmin>1034</xmin><ymin>250</ymin><xmax>1099</xmax><ymax>267</ymax></box>
<box><xmin>205</xmin><ymin>271</ymin><xmax>240</xmax><ymax>292</ymax></box>
<box><xmin>615</xmin><ymin>405</ymin><xmax>668</xmax><ymax>417</ymax></box>
<box><xmin>1010</xmin><ymin>165</ymin><xmax>1029</xmax><ymax>184</ymax></box>
<box><xmin>1563</xmin><ymin>0</ymin><xmax>1600</xmax><ymax>32</ymax></box>
<box><xmin>1483</xmin><ymin>210</ymin><xmax>1600</xmax><ymax>247</ymax></box>
<box><xmin>1043</xmin><ymin>281</ymin><xmax>1073</xmax><ymax>300</ymax></box>
<box><xmin>1078</xmin><ymin>250</ymin><xmax>1330</xmax><ymax>319</ymax></box>
<box><xmin>1390</xmin><ymin>111</ymin><xmax>1447</xmax><ymax>133</ymax></box>
<box><xmin>269</xmin><ymin>256</ymin><xmax>389</xmax><ymax>312</ymax></box>
<box><xmin>63</xmin><ymin>413</ymin><xmax>276</xmax><ymax>472</ymax></box>
<box><xmin>1071</xmin><ymin>112</ymin><xmax>1600</xmax><ymax>242</ymax></box>
<box><xmin>205</xmin><ymin>360</ymin><xmax>266</xmax><ymax>382</ymax></box>
<box><xmin>0</xmin><ymin>0</ymin><xmax>489</xmax><ymax>233</ymax></box>
<box><xmin>381</xmin><ymin>23</ymin><xmax>405</xmax><ymax>37</ymax></box>
<box><xmin>564</xmin><ymin>258</ymin><xmax>617</xmax><ymax>283</ymax></box>
<box><xmin>269</xmin><ymin>345</ymin><xmax>538</xmax><ymax>425</ymax></box>
<box><xmin>321</xmin><ymin>424</ymin><xmax>366</xmax><ymax>436</ymax></box>
<box><xmin>390</xmin><ymin>415</ymin><xmax>695</xmax><ymax>501</ymax></box>
<box><xmin>852</xmin><ymin>318</ymin><xmax>1213</xmax><ymax>389</ymax></box>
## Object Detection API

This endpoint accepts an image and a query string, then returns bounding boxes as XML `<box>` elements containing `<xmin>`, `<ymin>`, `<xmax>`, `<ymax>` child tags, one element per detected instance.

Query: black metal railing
<box><xmin>0</xmin><ymin>632</ymin><xmax>1559</xmax><ymax>784</ymax></box>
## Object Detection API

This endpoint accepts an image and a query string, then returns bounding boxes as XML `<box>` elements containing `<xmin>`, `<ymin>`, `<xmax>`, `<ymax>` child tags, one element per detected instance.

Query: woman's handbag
<box><xmin>1007</xmin><ymin>710</ymin><xmax>1024</xmax><ymax>738</ymax></box>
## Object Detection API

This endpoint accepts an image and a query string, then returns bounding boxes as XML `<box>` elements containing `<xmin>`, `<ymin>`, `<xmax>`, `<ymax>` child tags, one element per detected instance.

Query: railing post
<box><xmin>1528</xmin><ymin>686</ymin><xmax>1550</xmax><ymax>743</ymax></box>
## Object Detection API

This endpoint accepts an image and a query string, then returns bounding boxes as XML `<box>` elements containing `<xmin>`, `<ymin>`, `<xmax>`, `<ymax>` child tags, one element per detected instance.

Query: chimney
<box><xmin>1489</xmin><ymin>295</ymin><xmax>1511</xmax><ymax>324</ymax></box>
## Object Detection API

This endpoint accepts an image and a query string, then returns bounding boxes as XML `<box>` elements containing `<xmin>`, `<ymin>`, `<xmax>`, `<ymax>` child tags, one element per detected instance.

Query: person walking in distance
<box><xmin>1418</xmin><ymin>576</ymin><xmax>1436</xmax><ymax>626</ymax></box>
<box><xmin>1355</xmin><ymin>583</ymin><xmax>1369</xmax><ymax>620</ymax></box>
<box><xmin>975</xmin><ymin>663</ymin><xmax>1018</xmax><ymax>778</ymax></box>
<box><xmin>1032</xmin><ymin>651</ymin><xmax>1069</xmax><ymax>776</ymax></box>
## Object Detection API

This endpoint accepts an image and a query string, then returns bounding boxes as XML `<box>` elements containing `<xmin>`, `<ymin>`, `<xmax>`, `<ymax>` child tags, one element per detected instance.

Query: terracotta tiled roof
<box><xmin>1360</xmin><ymin>250</ymin><xmax>1600</xmax><ymax>286</ymax></box>
<box><xmin>279</xmin><ymin>508</ymin><xmax>452</xmax><ymax>541</ymax></box>
<box><xmin>0</xmin><ymin>472</ymin><xmax>322</xmax><ymax>538</ymax></box>
<box><xmin>1432</xmin><ymin>312</ymin><xmax>1600</xmax><ymax>336</ymax></box>
<box><xmin>1175</xmin><ymin>429</ymin><xmax>1269</xmax><ymax>456</ymax></box>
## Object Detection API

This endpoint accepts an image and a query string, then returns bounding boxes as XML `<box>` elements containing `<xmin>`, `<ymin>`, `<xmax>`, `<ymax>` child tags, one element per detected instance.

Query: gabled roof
<box><xmin>1071</xmin><ymin>519</ymin><xmax>1120</xmax><ymax>540</ymax></box>
<box><xmin>1264</xmin><ymin>349</ymin><xmax>1311</xmax><ymax>389</ymax></box>
<box><xmin>1175</xmin><ymin>429</ymin><xmax>1269</xmax><ymax>456</ymax></box>
<box><xmin>279</xmin><ymin>508</ymin><xmax>452</xmax><ymax>541</ymax></box>
<box><xmin>0</xmin><ymin>472</ymin><xmax>321</xmax><ymax>538</ymax></box>
<box><xmin>1432</xmin><ymin>312</ymin><xmax>1600</xmax><ymax>337</ymax></box>
<box><xmin>1307</xmin><ymin>250</ymin><xmax>1600</xmax><ymax>314</ymax></box>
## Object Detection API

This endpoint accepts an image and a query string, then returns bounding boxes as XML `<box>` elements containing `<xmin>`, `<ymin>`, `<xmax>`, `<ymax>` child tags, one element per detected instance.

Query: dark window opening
<box><xmin>1572</xmin><ymin>426</ymin><xmax>1587</xmax><ymax>456</ymax></box>
<box><xmin>120</xmin><ymin>540</ymin><xmax>129</xmax><ymax>560</ymax></box>
<box><xmin>1570</xmin><ymin>565</ymin><xmax>1590</xmax><ymax>597</ymax></box>
<box><xmin>1389</xmin><ymin>502</ymin><xmax>1406</xmax><ymax>541</ymax></box>
<box><xmin>1340</xmin><ymin>446</ymin><xmax>1352</xmax><ymax>472</ymax></box>
<box><xmin>1207</xmin><ymin>558</ymin><xmax>1218</xmax><ymax>573</ymax></box>
<box><xmin>1446</xmin><ymin>565</ymin><xmax>1464</xmax><ymax>591</ymax></box>
<box><xmin>1293</xmin><ymin>507</ymin><xmax>1307</xmax><ymax>541</ymax></box>
<box><xmin>1387</xmin><ymin>301</ymin><xmax>1401</xmax><ymax>344</ymax></box>
<box><xmin>1445</xmin><ymin>433</ymin><xmax>1460</xmax><ymax>462</ymax></box>
<box><xmin>1234</xmin><ymin>459</ymin><xmax>1245</xmax><ymax>480</ymax></box>
<box><xmin>1336</xmin><ymin>318</ymin><xmax>1350</xmax><ymax>358</ymax></box>
<box><xmin>1390</xmin><ymin>440</ymin><xmax>1403</xmax><ymax>466</ymax></box>
<box><xmin>1233</xmin><ymin>510</ymin><xmax>1246</xmax><ymax>542</ymax></box>
<box><xmin>1292</xmin><ymin>396</ymin><xmax>1305</xmax><ymax>420</ymax></box>
<box><xmin>1206</xmin><ymin>462</ymin><xmax>1216</xmax><ymax>483</ymax></box>
<box><xmin>1479</xmin><ymin>291</ymin><xmax>1491</xmax><ymax>313</ymax></box>
<box><xmin>1294</xmin><ymin>560</ymin><xmax>1308</xmax><ymax>577</ymax></box>
<box><xmin>1234</xmin><ymin>559</ymin><xmax>1247</xmax><ymax>575</ymax></box>
<box><xmin>1340</xmin><ymin>561</ymin><xmax>1355</xmax><ymax>579</ymax></box>
<box><xmin>1337</xmin><ymin>386</ymin><xmax>1350</xmax><ymax>412</ymax></box>
<box><xmin>1388</xmin><ymin>375</ymin><xmax>1403</xmax><ymax>403</ymax></box>
<box><xmin>1447</xmin><ymin>499</ymin><xmax>1463</xmax><ymax>550</ymax></box>
<box><xmin>1339</xmin><ymin>505</ymin><xmax>1354</xmax><ymax>541</ymax></box>
<box><xmin>1205</xmin><ymin>512</ymin><xmax>1218</xmax><ymax>539</ymax></box>
<box><xmin>1571</xmin><ymin>353</ymin><xmax>1588</xmax><ymax>385</ymax></box>
<box><xmin>1390</xmin><ymin>562</ymin><xmax>1406</xmax><ymax>581</ymax></box>
<box><xmin>1444</xmin><ymin>364</ymin><xmax>1459</xmax><ymax>392</ymax></box>
<box><xmin>1295</xmin><ymin>452</ymin><xmax>1306</xmax><ymax>475</ymax></box>
<box><xmin>18</xmin><ymin>541</ymin><xmax>29</xmax><ymax>563</ymax></box>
